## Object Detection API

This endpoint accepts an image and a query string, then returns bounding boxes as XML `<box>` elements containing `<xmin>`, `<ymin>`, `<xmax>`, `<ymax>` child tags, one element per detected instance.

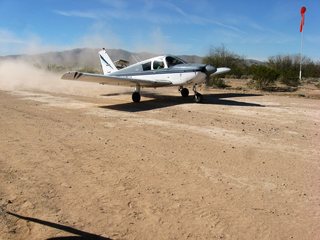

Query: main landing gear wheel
<box><xmin>132</xmin><ymin>92</ymin><xmax>141</xmax><ymax>103</ymax></box>
<box><xmin>194</xmin><ymin>92</ymin><xmax>203</xmax><ymax>103</ymax></box>
<box><xmin>180</xmin><ymin>88</ymin><xmax>189</xmax><ymax>98</ymax></box>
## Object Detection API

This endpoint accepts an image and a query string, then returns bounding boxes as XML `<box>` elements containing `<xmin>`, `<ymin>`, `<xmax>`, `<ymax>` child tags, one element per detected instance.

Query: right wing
<box><xmin>61</xmin><ymin>71</ymin><xmax>172</xmax><ymax>88</ymax></box>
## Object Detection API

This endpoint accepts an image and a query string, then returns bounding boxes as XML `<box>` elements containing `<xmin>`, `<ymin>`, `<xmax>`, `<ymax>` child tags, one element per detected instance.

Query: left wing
<box><xmin>61</xmin><ymin>71</ymin><xmax>172</xmax><ymax>87</ymax></box>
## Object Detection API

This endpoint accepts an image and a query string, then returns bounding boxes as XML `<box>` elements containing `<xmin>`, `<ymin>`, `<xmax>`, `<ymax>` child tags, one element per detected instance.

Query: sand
<box><xmin>0</xmin><ymin>80</ymin><xmax>319</xmax><ymax>239</ymax></box>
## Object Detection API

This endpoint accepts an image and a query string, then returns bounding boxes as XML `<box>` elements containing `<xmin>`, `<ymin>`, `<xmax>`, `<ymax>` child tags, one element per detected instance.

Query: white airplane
<box><xmin>61</xmin><ymin>48</ymin><xmax>230</xmax><ymax>103</ymax></box>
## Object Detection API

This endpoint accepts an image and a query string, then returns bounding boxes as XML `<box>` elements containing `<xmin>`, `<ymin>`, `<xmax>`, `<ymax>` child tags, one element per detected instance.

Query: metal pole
<box><xmin>299</xmin><ymin>27</ymin><xmax>304</xmax><ymax>81</ymax></box>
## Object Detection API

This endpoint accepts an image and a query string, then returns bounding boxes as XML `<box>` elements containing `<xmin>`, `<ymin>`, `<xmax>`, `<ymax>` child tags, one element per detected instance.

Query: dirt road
<box><xmin>0</xmin><ymin>82</ymin><xmax>319</xmax><ymax>239</ymax></box>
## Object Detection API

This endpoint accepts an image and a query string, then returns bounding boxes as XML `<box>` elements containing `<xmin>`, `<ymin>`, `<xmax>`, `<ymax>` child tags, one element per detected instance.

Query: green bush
<box><xmin>203</xmin><ymin>46</ymin><xmax>320</xmax><ymax>88</ymax></box>
<box><xmin>249</xmin><ymin>65</ymin><xmax>279</xmax><ymax>90</ymax></box>
<box><xmin>203</xmin><ymin>45</ymin><xmax>246</xmax><ymax>78</ymax></box>
<box><xmin>267</xmin><ymin>55</ymin><xmax>301</xmax><ymax>86</ymax></box>
<box><xmin>207</xmin><ymin>77</ymin><xmax>229</xmax><ymax>88</ymax></box>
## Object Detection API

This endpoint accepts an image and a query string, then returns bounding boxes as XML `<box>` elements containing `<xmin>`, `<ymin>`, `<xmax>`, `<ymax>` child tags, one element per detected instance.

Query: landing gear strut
<box><xmin>132</xmin><ymin>84</ymin><xmax>141</xmax><ymax>103</ymax></box>
<box><xmin>179</xmin><ymin>87</ymin><xmax>189</xmax><ymax>98</ymax></box>
<box><xmin>193</xmin><ymin>84</ymin><xmax>203</xmax><ymax>103</ymax></box>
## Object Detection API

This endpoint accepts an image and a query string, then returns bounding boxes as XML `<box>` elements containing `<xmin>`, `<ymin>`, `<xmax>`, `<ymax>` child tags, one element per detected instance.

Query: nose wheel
<box><xmin>132</xmin><ymin>84</ymin><xmax>141</xmax><ymax>103</ymax></box>
<box><xmin>132</xmin><ymin>91</ymin><xmax>141</xmax><ymax>103</ymax></box>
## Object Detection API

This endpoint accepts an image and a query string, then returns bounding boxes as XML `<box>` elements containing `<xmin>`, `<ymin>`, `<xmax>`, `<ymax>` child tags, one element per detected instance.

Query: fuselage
<box><xmin>108</xmin><ymin>55</ymin><xmax>210</xmax><ymax>86</ymax></box>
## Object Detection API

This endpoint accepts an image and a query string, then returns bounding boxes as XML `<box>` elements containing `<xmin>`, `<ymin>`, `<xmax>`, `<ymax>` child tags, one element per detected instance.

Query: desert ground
<box><xmin>0</xmin><ymin>66</ymin><xmax>320</xmax><ymax>239</ymax></box>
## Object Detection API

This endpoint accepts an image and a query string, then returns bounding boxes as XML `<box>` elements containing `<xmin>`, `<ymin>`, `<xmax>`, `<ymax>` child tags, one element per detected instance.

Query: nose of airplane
<box><xmin>204</xmin><ymin>64</ymin><xmax>216</xmax><ymax>75</ymax></box>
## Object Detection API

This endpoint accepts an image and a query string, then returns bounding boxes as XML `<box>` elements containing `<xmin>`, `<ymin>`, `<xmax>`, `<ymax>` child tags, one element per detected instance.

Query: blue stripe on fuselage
<box><xmin>109</xmin><ymin>65</ymin><xmax>206</xmax><ymax>77</ymax></box>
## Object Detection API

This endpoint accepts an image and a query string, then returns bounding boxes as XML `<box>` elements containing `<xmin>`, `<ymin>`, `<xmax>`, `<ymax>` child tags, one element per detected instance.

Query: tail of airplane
<box><xmin>98</xmin><ymin>48</ymin><xmax>118</xmax><ymax>75</ymax></box>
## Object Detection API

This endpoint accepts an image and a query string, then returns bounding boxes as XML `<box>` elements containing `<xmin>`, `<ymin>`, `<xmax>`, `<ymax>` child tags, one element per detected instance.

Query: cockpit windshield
<box><xmin>165</xmin><ymin>56</ymin><xmax>186</xmax><ymax>68</ymax></box>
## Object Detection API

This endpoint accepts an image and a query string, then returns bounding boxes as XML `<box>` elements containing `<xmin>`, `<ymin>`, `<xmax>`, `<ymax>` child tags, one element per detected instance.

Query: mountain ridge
<box><xmin>0</xmin><ymin>48</ymin><xmax>203</xmax><ymax>72</ymax></box>
<box><xmin>0</xmin><ymin>48</ymin><xmax>263</xmax><ymax>73</ymax></box>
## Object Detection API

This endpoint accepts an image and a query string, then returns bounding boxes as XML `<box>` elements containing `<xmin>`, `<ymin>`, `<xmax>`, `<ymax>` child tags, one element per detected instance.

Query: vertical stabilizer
<box><xmin>98</xmin><ymin>48</ymin><xmax>118</xmax><ymax>74</ymax></box>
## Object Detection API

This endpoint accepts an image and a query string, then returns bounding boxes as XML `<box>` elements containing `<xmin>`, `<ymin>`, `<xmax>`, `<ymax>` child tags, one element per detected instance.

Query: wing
<box><xmin>61</xmin><ymin>71</ymin><xmax>172</xmax><ymax>87</ymax></box>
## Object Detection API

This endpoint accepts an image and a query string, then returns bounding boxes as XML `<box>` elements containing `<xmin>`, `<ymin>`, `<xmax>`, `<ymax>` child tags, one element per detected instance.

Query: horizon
<box><xmin>1</xmin><ymin>0</ymin><xmax>319</xmax><ymax>61</ymax></box>
<box><xmin>0</xmin><ymin>46</ymin><xmax>272</xmax><ymax>63</ymax></box>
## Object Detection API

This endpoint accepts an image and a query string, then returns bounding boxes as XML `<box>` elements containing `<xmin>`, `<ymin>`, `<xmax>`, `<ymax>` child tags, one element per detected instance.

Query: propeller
<box><xmin>203</xmin><ymin>64</ymin><xmax>216</xmax><ymax>86</ymax></box>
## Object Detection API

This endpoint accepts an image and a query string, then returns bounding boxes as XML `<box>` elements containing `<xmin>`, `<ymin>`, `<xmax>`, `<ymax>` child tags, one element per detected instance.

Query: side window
<box><xmin>153</xmin><ymin>60</ymin><xmax>164</xmax><ymax>70</ymax></box>
<box><xmin>119</xmin><ymin>64</ymin><xmax>142</xmax><ymax>73</ymax></box>
<box><xmin>142</xmin><ymin>62</ymin><xmax>151</xmax><ymax>71</ymax></box>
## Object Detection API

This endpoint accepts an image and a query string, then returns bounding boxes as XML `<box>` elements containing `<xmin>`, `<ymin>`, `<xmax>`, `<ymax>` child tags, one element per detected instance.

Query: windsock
<box><xmin>300</xmin><ymin>6</ymin><xmax>307</xmax><ymax>32</ymax></box>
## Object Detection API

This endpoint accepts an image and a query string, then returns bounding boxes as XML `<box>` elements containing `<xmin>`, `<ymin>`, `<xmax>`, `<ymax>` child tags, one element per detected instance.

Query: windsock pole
<box><xmin>299</xmin><ymin>30</ymin><xmax>303</xmax><ymax>81</ymax></box>
<box><xmin>299</xmin><ymin>6</ymin><xmax>306</xmax><ymax>81</ymax></box>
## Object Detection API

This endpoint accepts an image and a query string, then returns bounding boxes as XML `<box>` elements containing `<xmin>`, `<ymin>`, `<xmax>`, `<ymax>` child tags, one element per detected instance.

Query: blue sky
<box><xmin>0</xmin><ymin>0</ymin><xmax>319</xmax><ymax>60</ymax></box>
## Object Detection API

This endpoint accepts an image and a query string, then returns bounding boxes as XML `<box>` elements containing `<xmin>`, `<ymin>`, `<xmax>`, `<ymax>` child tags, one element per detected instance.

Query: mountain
<box><xmin>0</xmin><ymin>48</ymin><xmax>204</xmax><ymax>73</ymax></box>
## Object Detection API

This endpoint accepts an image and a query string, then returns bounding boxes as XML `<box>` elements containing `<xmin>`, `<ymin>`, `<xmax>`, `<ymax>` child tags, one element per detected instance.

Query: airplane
<box><xmin>61</xmin><ymin>48</ymin><xmax>230</xmax><ymax>103</ymax></box>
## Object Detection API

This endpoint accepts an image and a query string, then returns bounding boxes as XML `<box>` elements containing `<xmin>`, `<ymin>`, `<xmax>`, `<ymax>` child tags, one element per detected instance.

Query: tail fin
<box><xmin>98</xmin><ymin>48</ymin><xmax>118</xmax><ymax>74</ymax></box>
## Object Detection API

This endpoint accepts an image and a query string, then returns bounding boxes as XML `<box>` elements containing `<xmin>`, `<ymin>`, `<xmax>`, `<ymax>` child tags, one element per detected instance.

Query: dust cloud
<box><xmin>0</xmin><ymin>59</ymin><xmax>121</xmax><ymax>97</ymax></box>
<box><xmin>0</xmin><ymin>60</ymin><xmax>59</xmax><ymax>91</ymax></box>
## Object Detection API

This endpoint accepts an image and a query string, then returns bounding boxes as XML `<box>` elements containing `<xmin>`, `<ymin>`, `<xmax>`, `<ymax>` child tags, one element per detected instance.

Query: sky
<box><xmin>0</xmin><ymin>0</ymin><xmax>319</xmax><ymax>60</ymax></box>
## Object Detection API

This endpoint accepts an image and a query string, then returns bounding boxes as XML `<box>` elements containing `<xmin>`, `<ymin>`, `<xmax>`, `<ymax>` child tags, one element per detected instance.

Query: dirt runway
<box><xmin>0</xmin><ymin>82</ymin><xmax>319</xmax><ymax>239</ymax></box>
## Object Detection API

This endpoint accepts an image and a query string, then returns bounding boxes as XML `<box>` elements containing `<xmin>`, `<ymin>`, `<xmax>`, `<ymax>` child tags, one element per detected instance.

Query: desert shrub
<box><xmin>304</xmin><ymin>61</ymin><xmax>320</xmax><ymax>78</ymax></box>
<box><xmin>267</xmin><ymin>55</ymin><xmax>301</xmax><ymax>86</ymax></box>
<box><xmin>240</xmin><ymin>75</ymin><xmax>252</xmax><ymax>79</ymax></box>
<box><xmin>249</xmin><ymin>65</ymin><xmax>279</xmax><ymax>90</ymax></box>
<box><xmin>203</xmin><ymin>47</ymin><xmax>320</xmax><ymax>86</ymax></box>
<box><xmin>46</xmin><ymin>64</ymin><xmax>67</xmax><ymax>72</ymax></box>
<box><xmin>203</xmin><ymin>45</ymin><xmax>246</xmax><ymax>78</ymax></box>
<box><xmin>77</xmin><ymin>66</ymin><xmax>100</xmax><ymax>73</ymax></box>
<box><xmin>207</xmin><ymin>77</ymin><xmax>229</xmax><ymax>88</ymax></box>
<box><xmin>278</xmin><ymin>76</ymin><xmax>300</xmax><ymax>87</ymax></box>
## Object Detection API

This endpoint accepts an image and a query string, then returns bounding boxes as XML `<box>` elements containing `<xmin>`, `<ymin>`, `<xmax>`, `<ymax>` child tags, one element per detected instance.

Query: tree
<box><xmin>203</xmin><ymin>45</ymin><xmax>246</xmax><ymax>78</ymax></box>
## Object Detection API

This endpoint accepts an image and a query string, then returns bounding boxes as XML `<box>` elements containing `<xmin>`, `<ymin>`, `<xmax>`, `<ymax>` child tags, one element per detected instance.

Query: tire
<box><xmin>132</xmin><ymin>92</ymin><xmax>141</xmax><ymax>103</ymax></box>
<box><xmin>180</xmin><ymin>88</ymin><xmax>189</xmax><ymax>97</ymax></box>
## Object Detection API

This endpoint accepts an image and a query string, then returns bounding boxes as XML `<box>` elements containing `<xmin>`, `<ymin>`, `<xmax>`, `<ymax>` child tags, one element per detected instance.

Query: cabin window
<box><xmin>142</xmin><ymin>62</ymin><xmax>151</xmax><ymax>71</ymax></box>
<box><xmin>153</xmin><ymin>60</ymin><xmax>165</xmax><ymax>70</ymax></box>
<box><xmin>118</xmin><ymin>64</ymin><xmax>142</xmax><ymax>73</ymax></box>
<box><xmin>165</xmin><ymin>56</ymin><xmax>185</xmax><ymax>67</ymax></box>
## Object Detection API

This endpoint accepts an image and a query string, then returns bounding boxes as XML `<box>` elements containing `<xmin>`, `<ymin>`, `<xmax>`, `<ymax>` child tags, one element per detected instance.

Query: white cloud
<box><xmin>53</xmin><ymin>1</ymin><xmax>241</xmax><ymax>32</ymax></box>
<box><xmin>0</xmin><ymin>23</ymin><xmax>123</xmax><ymax>56</ymax></box>
<box><xmin>54</xmin><ymin>10</ymin><xmax>98</xmax><ymax>19</ymax></box>
<box><xmin>132</xmin><ymin>27</ymin><xmax>192</xmax><ymax>54</ymax></box>
<box><xmin>0</xmin><ymin>28</ymin><xmax>69</xmax><ymax>55</ymax></box>
<box><xmin>0</xmin><ymin>29</ymin><xmax>25</xmax><ymax>44</ymax></box>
